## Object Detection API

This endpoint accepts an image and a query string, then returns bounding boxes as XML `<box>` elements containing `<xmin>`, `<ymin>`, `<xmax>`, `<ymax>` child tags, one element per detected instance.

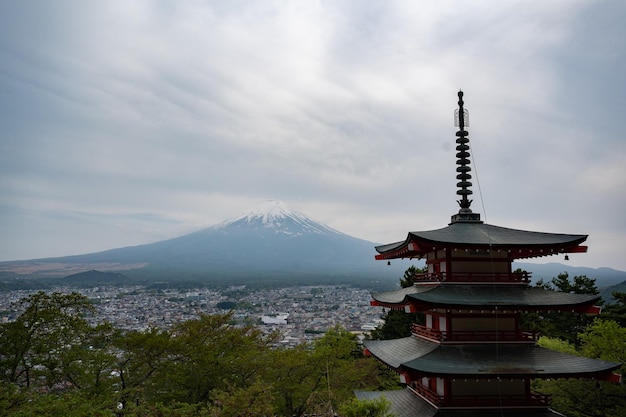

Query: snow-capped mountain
<box><xmin>218</xmin><ymin>200</ymin><xmax>343</xmax><ymax>237</ymax></box>
<box><xmin>3</xmin><ymin>201</ymin><xmax>410</xmax><ymax>286</ymax></box>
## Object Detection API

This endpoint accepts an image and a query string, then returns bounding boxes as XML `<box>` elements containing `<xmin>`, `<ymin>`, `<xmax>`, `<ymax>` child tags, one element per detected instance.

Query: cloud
<box><xmin>1</xmin><ymin>0</ymin><xmax>625</xmax><ymax>270</ymax></box>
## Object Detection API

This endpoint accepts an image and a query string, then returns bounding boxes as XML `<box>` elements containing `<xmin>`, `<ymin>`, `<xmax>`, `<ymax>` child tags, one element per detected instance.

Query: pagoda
<box><xmin>356</xmin><ymin>91</ymin><xmax>621</xmax><ymax>417</ymax></box>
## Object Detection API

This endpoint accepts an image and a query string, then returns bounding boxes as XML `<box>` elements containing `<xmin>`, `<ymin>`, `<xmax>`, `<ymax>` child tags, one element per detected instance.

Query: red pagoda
<box><xmin>356</xmin><ymin>91</ymin><xmax>621</xmax><ymax>417</ymax></box>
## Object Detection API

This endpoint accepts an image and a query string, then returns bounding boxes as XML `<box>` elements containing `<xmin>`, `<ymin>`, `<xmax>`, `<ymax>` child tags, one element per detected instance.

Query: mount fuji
<box><xmin>1</xmin><ymin>201</ymin><xmax>411</xmax><ymax>287</ymax></box>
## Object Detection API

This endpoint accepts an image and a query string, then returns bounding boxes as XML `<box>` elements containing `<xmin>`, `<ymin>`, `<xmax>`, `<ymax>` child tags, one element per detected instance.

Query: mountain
<box><xmin>4</xmin><ymin>200</ymin><xmax>622</xmax><ymax>289</ymax></box>
<box><xmin>52</xmin><ymin>270</ymin><xmax>133</xmax><ymax>287</ymax></box>
<box><xmin>599</xmin><ymin>281</ymin><xmax>626</xmax><ymax>305</ymax></box>
<box><xmin>0</xmin><ymin>201</ymin><xmax>412</xmax><ymax>287</ymax></box>
<box><xmin>513</xmin><ymin>262</ymin><xmax>626</xmax><ymax>288</ymax></box>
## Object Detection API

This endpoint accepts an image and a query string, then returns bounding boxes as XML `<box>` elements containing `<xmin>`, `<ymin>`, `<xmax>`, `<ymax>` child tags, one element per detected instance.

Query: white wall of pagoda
<box><xmin>436</xmin><ymin>378</ymin><xmax>445</xmax><ymax>396</ymax></box>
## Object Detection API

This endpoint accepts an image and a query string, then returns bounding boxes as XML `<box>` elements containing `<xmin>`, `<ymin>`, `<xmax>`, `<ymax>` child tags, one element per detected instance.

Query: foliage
<box><xmin>521</xmin><ymin>272</ymin><xmax>599</xmax><ymax>344</ymax></box>
<box><xmin>207</xmin><ymin>379</ymin><xmax>275</xmax><ymax>417</ymax></box>
<box><xmin>578</xmin><ymin>319</ymin><xmax>626</xmax><ymax>371</ymax></box>
<box><xmin>338</xmin><ymin>396</ymin><xmax>396</xmax><ymax>417</ymax></box>
<box><xmin>399</xmin><ymin>265</ymin><xmax>422</xmax><ymax>288</ymax></box>
<box><xmin>370</xmin><ymin>266</ymin><xmax>425</xmax><ymax>340</ymax></box>
<box><xmin>263</xmin><ymin>345</ymin><xmax>321</xmax><ymax>416</ymax></box>
<box><xmin>601</xmin><ymin>291</ymin><xmax>626</xmax><ymax>327</ymax></box>
<box><xmin>0</xmin><ymin>292</ymin><xmax>393</xmax><ymax>416</ymax></box>
<box><xmin>536</xmin><ymin>336</ymin><xmax>578</xmax><ymax>355</ymax></box>
<box><xmin>304</xmin><ymin>325</ymin><xmax>395</xmax><ymax>416</ymax></box>
<box><xmin>0</xmin><ymin>291</ymin><xmax>95</xmax><ymax>388</ymax></box>
<box><xmin>535</xmin><ymin>318</ymin><xmax>626</xmax><ymax>417</ymax></box>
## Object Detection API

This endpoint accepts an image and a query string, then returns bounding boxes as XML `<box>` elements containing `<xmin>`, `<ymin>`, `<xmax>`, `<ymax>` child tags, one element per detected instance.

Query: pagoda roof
<box><xmin>363</xmin><ymin>336</ymin><xmax>439</xmax><ymax>368</ymax></box>
<box><xmin>375</xmin><ymin>222</ymin><xmax>587</xmax><ymax>260</ymax></box>
<box><xmin>355</xmin><ymin>389</ymin><xmax>564</xmax><ymax>417</ymax></box>
<box><xmin>364</xmin><ymin>337</ymin><xmax>621</xmax><ymax>379</ymax></box>
<box><xmin>371</xmin><ymin>285</ymin><xmax>601</xmax><ymax>312</ymax></box>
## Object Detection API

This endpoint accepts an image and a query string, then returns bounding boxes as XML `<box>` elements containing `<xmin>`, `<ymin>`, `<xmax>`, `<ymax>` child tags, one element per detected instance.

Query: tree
<box><xmin>263</xmin><ymin>345</ymin><xmax>321</xmax><ymax>417</ymax></box>
<box><xmin>578</xmin><ymin>319</ymin><xmax>626</xmax><ymax>369</ymax></box>
<box><xmin>308</xmin><ymin>325</ymin><xmax>365</xmax><ymax>415</ymax></box>
<box><xmin>0</xmin><ymin>291</ymin><xmax>95</xmax><ymax>388</ymax></box>
<box><xmin>370</xmin><ymin>266</ymin><xmax>425</xmax><ymax>340</ymax></box>
<box><xmin>113</xmin><ymin>326</ymin><xmax>173</xmax><ymax>407</ymax></box>
<box><xmin>521</xmin><ymin>273</ymin><xmax>599</xmax><ymax>344</ymax></box>
<box><xmin>534</xmin><ymin>319</ymin><xmax>626</xmax><ymax>417</ymax></box>
<box><xmin>338</xmin><ymin>397</ymin><xmax>395</xmax><ymax>417</ymax></box>
<box><xmin>208</xmin><ymin>379</ymin><xmax>275</xmax><ymax>417</ymax></box>
<box><xmin>60</xmin><ymin>322</ymin><xmax>119</xmax><ymax>399</ymax></box>
<box><xmin>601</xmin><ymin>291</ymin><xmax>626</xmax><ymax>327</ymax></box>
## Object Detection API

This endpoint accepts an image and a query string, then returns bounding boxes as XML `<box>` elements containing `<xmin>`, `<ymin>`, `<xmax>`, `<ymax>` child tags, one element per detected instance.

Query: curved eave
<box><xmin>400</xmin><ymin>344</ymin><xmax>621</xmax><ymax>380</ymax></box>
<box><xmin>370</xmin><ymin>286</ymin><xmax>430</xmax><ymax>309</ymax></box>
<box><xmin>371</xmin><ymin>285</ymin><xmax>601</xmax><ymax>313</ymax></box>
<box><xmin>364</xmin><ymin>337</ymin><xmax>439</xmax><ymax>369</ymax></box>
<box><xmin>375</xmin><ymin>223</ymin><xmax>588</xmax><ymax>261</ymax></box>
<box><xmin>356</xmin><ymin>389</ymin><xmax>565</xmax><ymax>417</ymax></box>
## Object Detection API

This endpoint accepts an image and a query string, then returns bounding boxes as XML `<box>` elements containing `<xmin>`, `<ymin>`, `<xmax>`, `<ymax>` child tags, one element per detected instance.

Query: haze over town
<box><xmin>1</xmin><ymin>1</ymin><xmax>625</xmax><ymax>271</ymax></box>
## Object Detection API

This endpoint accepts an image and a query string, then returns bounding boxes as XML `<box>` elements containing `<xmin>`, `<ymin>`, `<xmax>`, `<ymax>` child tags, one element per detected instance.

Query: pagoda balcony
<box><xmin>409</xmin><ymin>384</ymin><xmax>551</xmax><ymax>409</ymax></box>
<box><xmin>411</xmin><ymin>324</ymin><xmax>537</xmax><ymax>343</ymax></box>
<box><xmin>412</xmin><ymin>271</ymin><xmax>531</xmax><ymax>284</ymax></box>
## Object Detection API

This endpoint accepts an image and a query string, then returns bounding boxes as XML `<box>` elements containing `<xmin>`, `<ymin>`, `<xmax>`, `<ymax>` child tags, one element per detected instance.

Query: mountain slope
<box><xmin>1</xmin><ymin>201</ymin><xmax>411</xmax><ymax>286</ymax></box>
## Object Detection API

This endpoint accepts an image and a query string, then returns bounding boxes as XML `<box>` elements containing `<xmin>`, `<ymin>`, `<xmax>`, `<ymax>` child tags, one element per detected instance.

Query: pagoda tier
<box><xmin>356</xmin><ymin>388</ymin><xmax>572</xmax><ymax>417</ymax></box>
<box><xmin>370</xmin><ymin>285</ymin><xmax>602</xmax><ymax>314</ymax></box>
<box><xmin>363</xmin><ymin>338</ymin><xmax>621</xmax><ymax>413</ymax></box>
<box><xmin>375</xmin><ymin>222</ymin><xmax>588</xmax><ymax>262</ymax></box>
<box><xmin>364</xmin><ymin>337</ymin><xmax>620</xmax><ymax>381</ymax></box>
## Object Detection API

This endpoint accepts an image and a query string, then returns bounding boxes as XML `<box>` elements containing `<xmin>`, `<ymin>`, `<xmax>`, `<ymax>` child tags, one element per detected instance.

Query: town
<box><xmin>0</xmin><ymin>284</ymin><xmax>386</xmax><ymax>346</ymax></box>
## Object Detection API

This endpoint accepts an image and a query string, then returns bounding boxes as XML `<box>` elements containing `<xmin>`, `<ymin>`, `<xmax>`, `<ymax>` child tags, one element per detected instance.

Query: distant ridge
<box><xmin>52</xmin><ymin>270</ymin><xmax>134</xmax><ymax>287</ymax></box>
<box><xmin>0</xmin><ymin>201</ymin><xmax>413</xmax><ymax>287</ymax></box>
<box><xmin>1</xmin><ymin>201</ymin><xmax>623</xmax><ymax>290</ymax></box>
<box><xmin>513</xmin><ymin>261</ymin><xmax>626</xmax><ymax>288</ymax></box>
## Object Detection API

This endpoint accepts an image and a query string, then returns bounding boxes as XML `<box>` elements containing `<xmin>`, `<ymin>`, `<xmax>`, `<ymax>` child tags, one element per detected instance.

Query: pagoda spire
<box><xmin>451</xmin><ymin>91</ymin><xmax>481</xmax><ymax>223</ymax></box>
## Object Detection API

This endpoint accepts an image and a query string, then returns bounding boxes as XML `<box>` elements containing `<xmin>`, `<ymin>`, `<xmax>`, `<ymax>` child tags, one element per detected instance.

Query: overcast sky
<box><xmin>1</xmin><ymin>1</ymin><xmax>625</xmax><ymax>270</ymax></box>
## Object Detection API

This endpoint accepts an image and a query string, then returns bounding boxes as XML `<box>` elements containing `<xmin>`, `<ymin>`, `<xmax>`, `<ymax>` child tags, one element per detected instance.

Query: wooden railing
<box><xmin>411</xmin><ymin>324</ymin><xmax>537</xmax><ymax>343</ymax></box>
<box><xmin>412</xmin><ymin>271</ymin><xmax>531</xmax><ymax>284</ymax></box>
<box><xmin>410</xmin><ymin>384</ymin><xmax>551</xmax><ymax>409</ymax></box>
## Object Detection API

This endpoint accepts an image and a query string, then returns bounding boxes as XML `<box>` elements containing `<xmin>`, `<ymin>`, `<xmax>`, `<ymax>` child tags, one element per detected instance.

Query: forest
<box><xmin>0</xmin><ymin>271</ymin><xmax>625</xmax><ymax>417</ymax></box>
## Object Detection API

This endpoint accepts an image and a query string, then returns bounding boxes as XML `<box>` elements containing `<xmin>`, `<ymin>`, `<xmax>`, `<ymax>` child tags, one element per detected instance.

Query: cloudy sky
<box><xmin>1</xmin><ymin>1</ymin><xmax>625</xmax><ymax>270</ymax></box>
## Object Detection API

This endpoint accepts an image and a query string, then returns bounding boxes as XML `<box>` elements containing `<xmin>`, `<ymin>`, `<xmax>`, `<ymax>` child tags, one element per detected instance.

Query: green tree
<box><xmin>15</xmin><ymin>394</ymin><xmax>110</xmax><ymax>417</ymax></box>
<box><xmin>536</xmin><ymin>336</ymin><xmax>578</xmax><ymax>355</ymax></box>
<box><xmin>338</xmin><ymin>396</ymin><xmax>395</xmax><ymax>417</ymax></box>
<box><xmin>208</xmin><ymin>379</ymin><xmax>275</xmax><ymax>417</ymax></box>
<box><xmin>522</xmin><ymin>273</ymin><xmax>599</xmax><ymax>344</ymax></box>
<box><xmin>306</xmin><ymin>325</ymin><xmax>395</xmax><ymax>416</ymax></box>
<box><xmin>263</xmin><ymin>345</ymin><xmax>321</xmax><ymax>417</ymax></box>
<box><xmin>534</xmin><ymin>319</ymin><xmax>626</xmax><ymax>417</ymax></box>
<box><xmin>399</xmin><ymin>265</ymin><xmax>421</xmax><ymax>288</ymax></box>
<box><xmin>578</xmin><ymin>319</ymin><xmax>626</xmax><ymax>370</ymax></box>
<box><xmin>114</xmin><ymin>312</ymin><xmax>276</xmax><ymax>406</ymax></box>
<box><xmin>370</xmin><ymin>266</ymin><xmax>425</xmax><ymax>340</ymax></box>
<box><xmin>113</xmin><ymin>326</ymin><xmax>173</xmax><ymax>407</ymax></box>
<box><xmin>0</xmin><ymin>291</ymin><xmax>95</xmax><ymax>388</ymax></box>
<box><xmin>307</xmin><ymin>325</ymin><xmax>363</xmax><ymax>415</ymax></box>
<box><xmin>60</xmin><ymin>322</ymin><xmax>119</xmax><ymax>399</ymax></box>
<box><xmin>601</xmin><ymin>291</ymin><xmax>626</xmax><ymax>327</ymax></box>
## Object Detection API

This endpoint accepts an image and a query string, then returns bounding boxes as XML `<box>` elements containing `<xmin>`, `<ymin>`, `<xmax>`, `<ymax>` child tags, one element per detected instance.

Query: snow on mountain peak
<box><xmin>240</xmin><ymin>200</ymin><xmax>301</xmax><ymax>224</ymax></box>
<box><xmin>220</xmin><ymin>200</ymin><xmax>341</xmax><ymax>236</ymax></box>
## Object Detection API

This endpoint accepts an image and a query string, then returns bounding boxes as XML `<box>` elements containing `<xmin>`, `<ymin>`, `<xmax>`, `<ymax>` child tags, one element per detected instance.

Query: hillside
<box><xmin>0</xmin><ymin>201</ymin><xmax>414</xmax><ymax>288</ymax></box>
<box><xmin>2</xmin><ymin>201</ymin><xmax>623</xmax><ymax>290</ymax></box>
